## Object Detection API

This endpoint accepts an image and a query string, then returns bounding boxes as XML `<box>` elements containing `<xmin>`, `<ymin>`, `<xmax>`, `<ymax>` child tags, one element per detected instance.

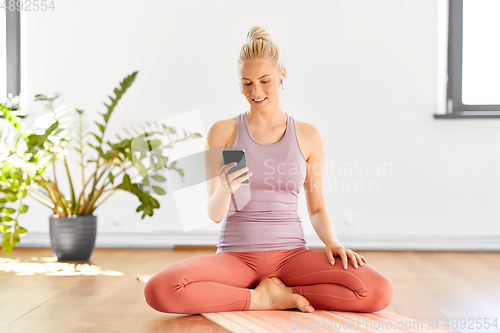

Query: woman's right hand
<box><xmin>218</xmin><ymin>162</ymin><xmax>253</xmax><ymax>194</ymax></box>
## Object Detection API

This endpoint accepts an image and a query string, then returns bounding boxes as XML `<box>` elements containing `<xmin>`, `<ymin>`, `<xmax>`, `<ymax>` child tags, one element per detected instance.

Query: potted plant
<box><xmin>0</xmin><ymin>71</ymin><xmax>201</xmax><ymax>261</ymax></box>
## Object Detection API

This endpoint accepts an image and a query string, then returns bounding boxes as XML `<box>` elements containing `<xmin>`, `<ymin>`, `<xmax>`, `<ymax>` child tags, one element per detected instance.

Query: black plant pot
<box><xmin>49</xmin><ymin>214</ymin><xmax>97</xmax><ymax>261</ymax></box>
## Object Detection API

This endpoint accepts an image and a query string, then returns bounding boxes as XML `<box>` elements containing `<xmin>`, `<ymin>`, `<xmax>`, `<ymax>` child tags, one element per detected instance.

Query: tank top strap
<box><xmin>231</xmin><ymin>112</ymin><xmax>245</xmax><ymax>149</ymax></box>
<box><xmin>282</xmin><ymin>112</ymin><xmax>293</xmax><ymax>145</ymax></box>
<box><xmin>287</xmin><ymin>114</ymin><xmax>307</xmax><ymax>163</ymax></box>
<box><xmin>287</xmin><ymin>113</ymin><xmax>296</xmax><ymax>143</ymax></box>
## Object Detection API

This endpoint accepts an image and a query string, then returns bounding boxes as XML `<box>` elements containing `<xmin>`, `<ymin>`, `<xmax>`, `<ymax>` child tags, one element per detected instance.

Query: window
<box><xmin>434</xmin><ymin>0</ymin><xmax>500</xmax><ymax>119</ymax></box>
<box><xmin>1</xmin><ymin>7</ymin><xmax>25</xmax><ymax>118</ymax></box>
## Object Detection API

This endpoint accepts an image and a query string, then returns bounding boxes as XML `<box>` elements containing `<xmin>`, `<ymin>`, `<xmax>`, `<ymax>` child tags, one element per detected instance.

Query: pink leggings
<box><xmin>144</xmin><ymin>247</ymin><xmax>394</xmax><ymax>314</ymax></box>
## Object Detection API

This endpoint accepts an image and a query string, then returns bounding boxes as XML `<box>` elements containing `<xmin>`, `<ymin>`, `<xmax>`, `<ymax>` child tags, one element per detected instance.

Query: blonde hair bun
<box><xmin>246</xmin><ymin>26</ymin><xmax>272</xmax><ymax>43</ymax></box>
<box><xmin>238</xmin><ymin>26</ymin><xmax>284</xmax><ymax>73</ymax></box>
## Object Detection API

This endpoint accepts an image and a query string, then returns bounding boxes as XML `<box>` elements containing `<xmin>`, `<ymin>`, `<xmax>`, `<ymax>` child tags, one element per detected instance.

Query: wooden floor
<box><xmin>1</xmin><ymin>246</ymin><xmax>499</xmax><ymax>333</ymax></box>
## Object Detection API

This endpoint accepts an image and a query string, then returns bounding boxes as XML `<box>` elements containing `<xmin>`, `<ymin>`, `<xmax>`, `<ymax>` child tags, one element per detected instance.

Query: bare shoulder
<box><xmin>295</xmin><ymin>119</ymin><xmax>321</xmax><ymax>137</ymax></box>
<box><xmin>206</xmin><ymin>115</ymin><xmax>239</xmax><ymax>149</ymax></box>
<box><xmin>294</xmin><ymin>119</ymin><xmax>323</xmax><ymax>161</ymax></box>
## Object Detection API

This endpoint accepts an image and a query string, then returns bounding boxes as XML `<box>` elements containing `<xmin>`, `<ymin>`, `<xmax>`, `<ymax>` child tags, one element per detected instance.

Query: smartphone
<box><xmin>222</xmin><ymin>148</ymin><xmax>249</xmax><ymax>184</ymax></box>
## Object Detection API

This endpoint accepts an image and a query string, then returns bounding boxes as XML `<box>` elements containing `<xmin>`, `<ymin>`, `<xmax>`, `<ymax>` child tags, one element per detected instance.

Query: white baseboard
<box><xmin>15</xmin><ymin>231</ymin><xmax>500</xmax><ymax>251</ymax></box>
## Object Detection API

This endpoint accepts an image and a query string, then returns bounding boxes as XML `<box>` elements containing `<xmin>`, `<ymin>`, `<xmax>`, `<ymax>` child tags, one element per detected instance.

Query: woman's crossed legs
<box><xmin>144</xmin><ymin>247</ymin><xmax>393</xmax><ymax>314</ymax></box>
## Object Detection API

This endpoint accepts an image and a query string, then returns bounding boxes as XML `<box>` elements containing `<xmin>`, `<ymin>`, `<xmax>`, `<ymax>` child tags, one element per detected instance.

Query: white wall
<box><xmin>11</xmin><ymin>0</ymin><xmax>500</xmax><ymax>251</ymax></box>
<box><xmin>0</xmin><ymin>11</ymin><xmax>6</xmax><ymax>102</ymax></box>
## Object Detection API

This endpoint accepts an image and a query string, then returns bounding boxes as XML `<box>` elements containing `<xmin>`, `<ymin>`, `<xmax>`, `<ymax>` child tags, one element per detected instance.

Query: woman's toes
<box><xmin>304</xmin><ymin>304</ymin><xmax>315</xmax><ymax>313</ymax></box>
<box><xmin>295</xmin><ymin>295</ymin><xmax>315</xmax><ymax>313</ymax></box>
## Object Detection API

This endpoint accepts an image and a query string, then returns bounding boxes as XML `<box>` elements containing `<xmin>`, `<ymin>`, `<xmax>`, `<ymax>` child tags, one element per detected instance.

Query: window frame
<box><xmin>1</xmin><ymin>7</ymin><xmax>25</xmax><ymax>118</ymax></box>
<box><xmin>434</xmin><ymin>0</ymin><xmax>500</xmax><ymax>119</ymax></box>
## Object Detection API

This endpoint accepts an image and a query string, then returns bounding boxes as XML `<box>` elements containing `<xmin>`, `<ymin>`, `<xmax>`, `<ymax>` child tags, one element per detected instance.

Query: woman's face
<box><xmin>239</xmin><ymin>58</ymin><xmax>285</xmax><ymax>111</ymax></box>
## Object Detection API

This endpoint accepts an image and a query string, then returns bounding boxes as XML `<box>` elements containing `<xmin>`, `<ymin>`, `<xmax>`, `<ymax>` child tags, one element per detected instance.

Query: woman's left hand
<box><xmin>325</xmin><ymin>242</ymin><xmax>367</xmax><ymax>269</ymax></box>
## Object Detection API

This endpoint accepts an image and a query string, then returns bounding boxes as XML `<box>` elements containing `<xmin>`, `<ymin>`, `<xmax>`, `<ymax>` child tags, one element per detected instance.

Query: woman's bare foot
<box><xmin>249</xmin><ymin>277</ymin><xmax>315</xmax><ymax>312</ymax></box>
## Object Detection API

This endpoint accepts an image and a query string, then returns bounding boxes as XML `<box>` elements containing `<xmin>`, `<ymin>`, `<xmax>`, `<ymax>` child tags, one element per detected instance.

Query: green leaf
<box><xmin>5</xmin><ymin>192</ymin><xmax>17</xmax><ymax>202</ymax></box>
<box><xmin>1</xmin><ymin>207</ymin><xmax>16</xmax><ymax>214</ymax></box>
<box><xmin>91</xmin><ymin>132</ymin><xmax>102</xmax><ymax>144</ymax></box>
<box><xmin>136</xmin><ymin>159</ymin><xmax>147</xmax><ymax>177</ymax></box>
<box><xmin>108</xmin><ymin>172</ymin><xmax>115</xmax><ymax>184</ymax></box>
<box><xmin>152</xmin><ymin>185</ymin><xmax>166</xmax><ymax>195</ymax></box>
<box><xmin>34</xmin><ymin>94</ymin><xmax>48</xmax><ymax>101</ymax></box>
<box><xmin>26</xmin><ymin>134</ymin><xmax>42</xmax><ymax>151</ymax></box>
<box><xmin>18</xmin><ymin>204</ymin><xmax>29</xmax><ymax>214</ymax></box>
<box><xmin>0</xmin><ymin>225</ymin><xmax>11</xmax><ymax>233</ymax></box>
<box><xmin>53</xmin><ymin>128</ymin><xmax>65</xmax><ymax>136</ymax></box>
<box><xmin>26</xmin><ymin>120</ymin><xmax>59</xmax><ymax>153</ymax></box>
<box><xmin>151</xmin><ymin>174</ymin><xmax>166</xmax><ymax>182</ymax></box>
<box><xmin>95</xmin><ymin>122</ymin><xmax>105</xmax><ymax>133</ymax></box>
<box><xmin>100</xmin><ymin>71</ymin><xmax>138</xmax><ymax>126</ymax></box>
<box><xmin>116</xmin><ymin>173</ymin><xmax>133</xmax><ymax>191</ymax></box>
<box><xmin>40</xmin><ymin>120</ymin><xmax>59</xmax><ymax>141</ymax></box>
<box><xmin>2</xmin><ymin>232</ymin><xmax>14</xmax><ymax>254</ymax></box>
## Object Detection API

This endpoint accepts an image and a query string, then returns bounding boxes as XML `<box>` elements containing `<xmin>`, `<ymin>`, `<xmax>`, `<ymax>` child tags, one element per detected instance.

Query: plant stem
<box><xmin>79</xmin><ymin>160</ymin><xmax>113</xmax><ymax>213</ymax></box>
<box><xmin>78</xmin><ymin>112</ymin><xmax>85</xmax><ymax>192</ymax></box>
<box><xmin>52</xmin><ymin>154</ymin><xmax>59</xmax><ymax>191</ymax></box>
<box><xmin>97</xmin><ymin>162</ymin><xmax>132</xmax><ymax>193</ymax></box>
<box><xmin>84</xmin><ymin>162</ymin><xmax>128</xmax><ymax>215</ymax></box>
<box><xmin>75</xmin><ymin>166</ymin><xmax>99</xmax><ymax>213</ymax></box>
<box><xmin>29</xmin><ymin>191</ymin><xmax>56</xmax><ymax>210</ymax></box>
<box><xmin>75</xmin><ymin>159</ymin><xmax>109</xmax><ymax>214</ymax></box>
<box><xmin>41</xmin><ymin>178</ymin><xmax>68</xmax><ymax>217</ymax></box>
<box><xmin>99</xmin><ymin>187</ymin><xmax>115</xmax><ymax>194</ymax></box>
<box><xmin>35</xmin><ymin>185</ymin><xmax>53</xmax><ymax>200</ymax></box>
<box><xmin>92</xmin><ymin>188</ymin><xmax>117</xmax><ymax>212</ymax></box>
<box><xmin>83</xmin><ymin>186</ymin><xmax>105</xmax><ymax>215</ymax></box>
<box><xmin>83</xmin><ymin>152</ymin><xmax>123</xmax><ymax>213</ymax></box>
<box><xmin>63</xmin><ymin>157</ymin><xmax>76</xmax><ymax>213</ymax></box>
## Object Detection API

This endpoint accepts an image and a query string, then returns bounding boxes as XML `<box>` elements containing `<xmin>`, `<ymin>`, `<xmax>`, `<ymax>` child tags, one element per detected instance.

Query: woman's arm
<box><xmin>303</xmin><ymin>124</ymin><xmax>367</xmax><ymax>268</ymax></box>
<box><xmin>302</xmin><ymin>124</ymin><xmax>340</xmax><ymax>246</ymax></box>
<box><xmin>205</xmin><ymin>121</ymin><xmax>233</xmax><ymax>223</ymax></box>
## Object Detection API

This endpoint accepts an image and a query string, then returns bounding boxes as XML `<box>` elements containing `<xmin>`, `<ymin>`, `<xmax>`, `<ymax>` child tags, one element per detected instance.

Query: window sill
<box><xmin>434</xmin><ymin>111</ymin><xmax>500</xmax><ymax>119</ymax></box>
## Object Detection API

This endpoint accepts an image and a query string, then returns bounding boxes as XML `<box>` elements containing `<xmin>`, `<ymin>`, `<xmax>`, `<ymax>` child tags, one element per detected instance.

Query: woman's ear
<box><xmin>281</xmin><ymin>67</ymin><xmax>287</xmax><ymax>80</ymax></box>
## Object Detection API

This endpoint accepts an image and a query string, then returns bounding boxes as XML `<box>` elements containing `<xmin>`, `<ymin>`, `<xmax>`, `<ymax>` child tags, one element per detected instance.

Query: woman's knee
<box><xmin>144</xmin><ymin>273</ymin><xmax>169</xmax><ymax>312</ymax></box>
<box><xmin>365</xmin><ymin>274</ymin><xmax>394</xmax><ymax>313</ymax></box>
<box><xmin>143</xmin><ymin>267</ymin><xmax>187</xmax><ymax>313</ymax></box>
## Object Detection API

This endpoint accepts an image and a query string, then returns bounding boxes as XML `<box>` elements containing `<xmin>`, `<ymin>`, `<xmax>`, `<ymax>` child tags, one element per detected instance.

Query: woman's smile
<box><xmin>252</xmin><ymin>97</ymin><xmax>267</xmax><ymax>104</ymax></box>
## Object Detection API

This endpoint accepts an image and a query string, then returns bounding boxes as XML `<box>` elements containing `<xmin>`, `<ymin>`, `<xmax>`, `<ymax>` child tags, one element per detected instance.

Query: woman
<box><xmin>144</xmin><ymin>26</ymin><xmax>394</xmax><ymax>315</ymax></box>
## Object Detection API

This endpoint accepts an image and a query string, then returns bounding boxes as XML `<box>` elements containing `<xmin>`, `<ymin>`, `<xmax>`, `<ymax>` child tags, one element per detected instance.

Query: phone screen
<box><xmin>222</xmin><ymin>149</ymin><xmax>249</xmax><ymax>184</ymax></box>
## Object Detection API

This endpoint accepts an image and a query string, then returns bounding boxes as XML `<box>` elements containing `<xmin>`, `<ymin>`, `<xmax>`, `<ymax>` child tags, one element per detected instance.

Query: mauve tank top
<box><xmin>216</xmin><ymin>110</ymin><xmax>309</xmax><ymax>253</ymax></box>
